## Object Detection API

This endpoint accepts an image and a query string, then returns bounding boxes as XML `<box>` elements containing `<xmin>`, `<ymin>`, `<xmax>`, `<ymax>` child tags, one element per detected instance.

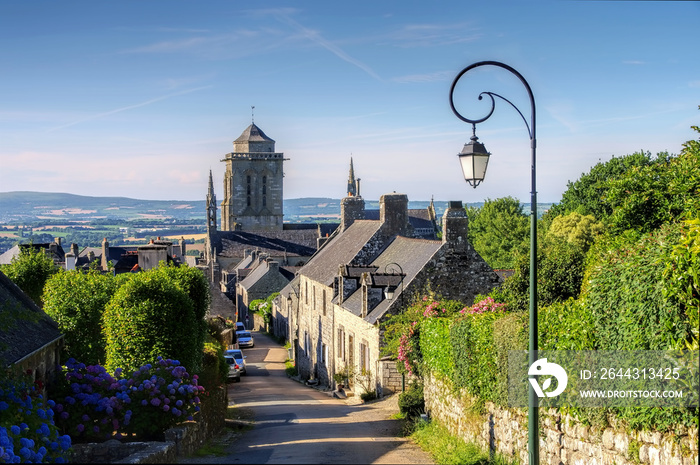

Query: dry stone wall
<box><xmin>424</xmin><ymin>373</ymin><xmax>698</xmax><ymax>465</ymax></box>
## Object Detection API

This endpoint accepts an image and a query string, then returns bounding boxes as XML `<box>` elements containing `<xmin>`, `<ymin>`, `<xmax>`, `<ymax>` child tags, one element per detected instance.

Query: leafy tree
<box><xmin>547</xmin><ymin>150</ymin><xmax>659</xmax><ymax>220</ymax></box>
<box><xmin>1</xmin><ymin>246</ymin><xmax>58</xmax><ymax>307</ymax></box>
<box><xmin>465</xmin><ymin>196</ymin><xmax>529</xmax><ymax>269</ymax></box>
<box><xmin>43</xmin><ymin>269</ymin><xmax>121</xmax><ymax>365</ymax></box>
<box><xmin>547</xmin><ymin>211</ymin><xmax>603</xmax><ymax>251</ymax></box>
<box><xmin>103</xmin><ymin>271</ymin><xmax>199</xmax><ymax>374</ymax></box>
<box><xmin>492</xmin><ymin>235</ymin><xmax>585</xmax><ymax>313</ymax></box>
<box><xmin>604</xmin><ymin>126</ymin><xmax>700</xmax><ymax>234</ymax></box>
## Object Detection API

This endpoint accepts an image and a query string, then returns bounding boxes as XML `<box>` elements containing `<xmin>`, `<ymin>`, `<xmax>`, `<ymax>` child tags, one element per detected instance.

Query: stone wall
<box><xmin>424</xmin><ymin>373</ymin><xmax>698</xmax><ymax>465</ymax></box>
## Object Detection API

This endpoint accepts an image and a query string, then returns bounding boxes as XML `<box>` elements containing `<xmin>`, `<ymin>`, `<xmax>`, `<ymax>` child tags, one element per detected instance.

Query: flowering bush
<box><xmin>459</xmin><ymin>296</ymin><xmax>505</xmax><ymax>315</ymax></box>
<box><xmin>52</xmin><ymin>357</ymin><xmax>204</xmax><ymax>442</ymax></box>
<box><xmin>0</xmin><ymin>376</ymin><xmax>72</xmax><ymax>463</ymax></box>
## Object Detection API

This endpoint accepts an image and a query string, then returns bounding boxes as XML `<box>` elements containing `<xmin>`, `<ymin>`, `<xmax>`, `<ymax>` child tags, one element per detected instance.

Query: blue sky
<box><xmin>1</xmin><ymin>1</ymin><xmax>698</xmax><ymax>204</ymax></box>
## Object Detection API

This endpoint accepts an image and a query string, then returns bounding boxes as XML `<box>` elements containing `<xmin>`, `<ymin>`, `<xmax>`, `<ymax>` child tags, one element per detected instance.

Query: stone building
<box><xmin>202</xmin><ymin>122</ymin><xmax>339</xmax><ymax>322</ymax></box>
<box><xmin>0</xmin><ymin>270</ymin><xmax>63</xmax><ymax>396</ymax></box>
<box><xmin>272</xmin><ymin>190</ymin><xmax>501</xmax><ymax>396</ymax></box>
<box><xmin>220</xmin><ymin>123</ymin><xmax>286</xmax><ymax>232</ymax></box>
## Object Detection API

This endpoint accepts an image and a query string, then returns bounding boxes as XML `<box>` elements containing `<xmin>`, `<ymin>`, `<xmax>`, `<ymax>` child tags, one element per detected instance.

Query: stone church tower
<box><xmin>220</xmin><ymin>123</ymin><xmax>287</xmax><ymax>231</ymax></box>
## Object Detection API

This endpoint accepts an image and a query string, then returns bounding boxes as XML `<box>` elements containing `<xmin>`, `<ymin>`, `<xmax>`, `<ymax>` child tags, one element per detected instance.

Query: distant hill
<box><xmin>0</xmin><ymin>191</ymin><xmax>552</xmax><ymax>224</ymax></box>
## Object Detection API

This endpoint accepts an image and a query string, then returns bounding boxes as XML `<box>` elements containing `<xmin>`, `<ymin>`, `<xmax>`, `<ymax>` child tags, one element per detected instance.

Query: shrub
<box><xmin>51</xmin><ymin>357</ymin><xmax>203</xmax><ymax>442</ymax></box>
<box><xmin>398</xmin><ymin>382</ymin><xmax>424</xmax><ymax>419</ymax></box>
<box><xmin>451</xmin><ymin>298</ymin><xmax>507</xmax><ymax>403</ymax></box>
<box><xmin>199</xmin><ymin>341</ymin><xmax>227</xmax><ymax>392</ymax></box>
<box><xmin>586</xmin><ymin>223</ymin><xmax>692</xmax><ymax>350</ymax></box>
<box><xmin>103</xmin><ymin>273</ymin><xmax>198</xmax><ymax>374</ymax></box>
<box><xmin>2</xmin><ymin>246</ymin><xmax>58</xmax><ymax>308</ymax></box>
<box><xmin>43</xmin><ymin>270</ymin><xmax>120</xmax><ymax>365</ymax></box>
<box><xmin>0</xmin><ymin>374</ymin><xmax>72</xmax><ymax>463</ymax></box>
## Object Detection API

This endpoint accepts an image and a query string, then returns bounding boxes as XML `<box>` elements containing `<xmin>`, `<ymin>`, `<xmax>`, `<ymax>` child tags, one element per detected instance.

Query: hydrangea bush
<box><xmin>0</xmin><ymin>376</ymin><xmax>72</xmax><ymax>463</ymax></box>
<box><xmin>52</xmin><ymin>357</ymin><xmax>204</xmax><ymax>442</ymax></box>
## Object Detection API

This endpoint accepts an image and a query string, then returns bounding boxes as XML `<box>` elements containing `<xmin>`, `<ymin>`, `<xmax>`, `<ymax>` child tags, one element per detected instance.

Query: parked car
<box><xmin>225</xmin><ymin>349</ymin><xmax>247</xmax><ymax>375</ymax></box>
<box><xmin>237</xmin><ymin>331</ymin><xmax>254</xmax><ymax>348</ymax></box>
<box><xmin>224</xmin><ymin>355</ymin><xmax>241</xmax><ymax>382</ymax></box>
<box><xmin>235</xmin><ymin>321</ymin><xmax>245</xmax><ymax>332</ymax></box>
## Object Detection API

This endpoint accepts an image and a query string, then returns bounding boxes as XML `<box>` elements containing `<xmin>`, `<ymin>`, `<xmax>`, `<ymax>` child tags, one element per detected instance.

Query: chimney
<box><xmin>379</xmin><ymin>193</ymin><xmax>410</xmax><ymax>237</ymax></box>
<box><xmin>65</xmin><ymin>252</ymin><xmax>76</xmax><ymax>271</ymax></box>
<box><xmin>179</xmin><ymin>237</ymin><xmax>186</xmax><ymax>257</ymax></box>
<box><xmin>442</xmin><ymin>201</ymin><xmax>469</xmax><ymax>248</ymax></box>
<box><xmin>54</xmin><ymin>237</ymin><xmax>62</xmax><ymax>246</ymax></box>
<box><xmin>340</xmin><ymin>196</ymin><xmax>365</xmax><ymax>232</ymax></box>
<box><xmin>101</xmin><ymin>237</ymin><xmax>109</xmax><ymax>271</ymax></box>
<box><xmin>70</xmin><ymin>242</ymin><xmax>79</xmax><ymax>257</ymax></box>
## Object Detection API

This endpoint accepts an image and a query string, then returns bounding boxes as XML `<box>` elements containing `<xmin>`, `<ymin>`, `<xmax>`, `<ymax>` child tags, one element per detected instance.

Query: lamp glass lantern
<box><xmin>458</xmin><ymin>129</ymin><xmax>490</xmax><ymax>188</ymax></box>
<box><xmin>384</xmin><ymin>286</ymin><xmax>396</xmax><ymax>300</ymax></box>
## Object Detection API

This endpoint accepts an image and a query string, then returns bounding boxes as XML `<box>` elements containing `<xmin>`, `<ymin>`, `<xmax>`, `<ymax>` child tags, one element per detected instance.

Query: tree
<box><xmin>547</xmin><ymin>151</ymin><xmax>659</xmax><ymax>220</ymax></box>
<box><xmin>547</xmin><ymin>211</ymin><xmax>603</xmax><ymax>252</ymax></box>
<box><xmin>466</xmin><ymin>197</ymin><xmax>529</xmax><ymax>269</ymax></box>
<box><xmin>604</xmin><ymin>126</ymin><xmax>700</xmax><ymax>234</ymax></box>
<box><xmin>103</xmin><ymin>271</ymin><xmax>199</xmax><ymax>374</ymax></box>
<box><xmin>43</xmin><ymin>269</ymin><xmax>121</xmax><ymax>365</ymax></box>
<box><xmin>1</xmin><ymin>246</ymin><xmax>58</xmax><ymax>307</ymax></box>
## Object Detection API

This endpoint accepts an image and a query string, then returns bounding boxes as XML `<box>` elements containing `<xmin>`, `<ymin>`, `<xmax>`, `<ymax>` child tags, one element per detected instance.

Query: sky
<box><xmin>1</xmin><ymin>1</ymin><xmax>698</xmax><ymax>205</ymax></box>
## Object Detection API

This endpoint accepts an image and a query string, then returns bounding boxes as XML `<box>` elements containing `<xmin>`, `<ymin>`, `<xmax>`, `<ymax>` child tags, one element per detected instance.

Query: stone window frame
<box><xmin>337</xmin><ymin>326</ymin><xmax>345</xmax><ymax>361</ymax></box>
<box><xmin>359</xmin><ymin>339</ymin><xmax>370</xmax><ymax>373</ymax></box>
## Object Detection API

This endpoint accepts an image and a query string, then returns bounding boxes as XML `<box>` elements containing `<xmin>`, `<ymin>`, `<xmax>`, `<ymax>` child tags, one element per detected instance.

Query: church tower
<box><xmin>220</xmin><ymin>123</ymin><xmax>287</xmax><ymax>231</ymax></box>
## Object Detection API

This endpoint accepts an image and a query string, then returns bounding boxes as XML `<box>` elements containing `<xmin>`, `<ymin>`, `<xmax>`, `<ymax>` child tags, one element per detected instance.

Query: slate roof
<box><xmin>298</xmin><ymin>220</ymin><xmax>382</xmax><ymax>286</ymax></box>
<box><xmin>0</xmin><ymin>270</ymin><xmax>63</xmax><ymax>367</ymax></box>
<box><xmin>234</xmin><ymin>123</ymin><xmax>274</xmax><ymax>143</ymax></box>
<box><xmin>0</xmin><ymin>243</ymin><xmax>65</xmax><ymax>266</ymax></box>
<box><xmin>363</xmin><ymin>209</ymin><xmax>437</xmax><ymax>239</ymax></box>
<box><xmin>212</xmin><ymin>230</ymin><xmax>319</xmax><ymax>259</ymax></box>
<box><xmin>338</xmin><ymin>236</ymin><xmax>443</xmax><ymax>323</ymax></box>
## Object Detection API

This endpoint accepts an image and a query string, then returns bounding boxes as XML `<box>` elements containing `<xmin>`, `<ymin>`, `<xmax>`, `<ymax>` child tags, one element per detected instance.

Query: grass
<box><xmin>411</xmin><ymin>419</ymin><xmax>519</xmax><ymax>465</ymax></box>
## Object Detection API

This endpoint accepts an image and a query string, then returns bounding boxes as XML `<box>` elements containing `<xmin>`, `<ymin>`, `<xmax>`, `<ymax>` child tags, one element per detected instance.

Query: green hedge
<box><xmin>43</xmin><ymin>270</ymin><xmax>121</xmax><ymax>364</ymax></box>
<box><xmin>587</xmin><ymin>223</ymin><xmax>692</xmax><ymax>350</ymax></box>
<box><xmin>103</xmin><ymin>273</ymin><xmax>199</xmax><ymax>374</ymax></box>
<box><xmin>419</xmin><ymin>317</ymin><xmax>453</xmax><ymax>380</ymax></box>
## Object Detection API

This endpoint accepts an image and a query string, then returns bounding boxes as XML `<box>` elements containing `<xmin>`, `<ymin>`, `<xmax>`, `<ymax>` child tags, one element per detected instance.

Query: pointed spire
<box><xmin>347</xmin><ymin>157</ymin><xmax>357</xmax><ymax>197</ymax></box>
<box><xmin>208</xmin><ymin>169</ymin><xmax>215</xmax><ymax>196</ymax></box>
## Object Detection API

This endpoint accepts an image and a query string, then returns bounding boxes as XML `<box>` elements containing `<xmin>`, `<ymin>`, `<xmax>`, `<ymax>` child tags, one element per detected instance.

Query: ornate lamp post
<box><xmin>449</xmin><ymin>61</ymin><xmax>539</xmax><ymax>464</ymax></box>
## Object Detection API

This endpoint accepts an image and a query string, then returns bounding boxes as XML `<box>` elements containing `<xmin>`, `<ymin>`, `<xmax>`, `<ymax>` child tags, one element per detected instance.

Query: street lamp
<box><xmin>449</xmin><ymin>61</ymin><xmax>539</xmax><ymax>464</ymax></box>
<box><xmin>383</xmin><ymin>262</ymin><xmax>404</xmax><ymax>302</ymax></box>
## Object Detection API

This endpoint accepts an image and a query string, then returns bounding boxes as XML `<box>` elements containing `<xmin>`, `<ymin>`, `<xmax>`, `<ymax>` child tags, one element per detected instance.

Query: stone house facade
<box><xmin>273</xmin><ymin>192</ymin><xmax>501</xmax><ymax>396</ymax></box>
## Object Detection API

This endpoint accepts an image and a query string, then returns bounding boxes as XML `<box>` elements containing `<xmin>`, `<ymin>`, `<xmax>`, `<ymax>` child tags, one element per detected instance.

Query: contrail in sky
<box><xmin>48</xmin><ymin>85</ymin><xmax>212</xmax><ymax>132</ymax></box>
<box><xmin>275</xmin><ymin>13</ymin><xmax>382</xmax><ymax>82</ymax></box>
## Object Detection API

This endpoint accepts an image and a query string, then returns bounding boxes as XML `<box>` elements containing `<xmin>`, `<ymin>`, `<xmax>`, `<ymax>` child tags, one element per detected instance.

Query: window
<box><xmin>337</xmin><ymin>327</ymin><xmax>345</xmax><ymax>361</ymax></box>
<box><xmin>321</xmin><ymin>343</ymin><xmax>328</xmax><ymax>367</ymax></box>
<box><xmin>359</xmin><ymin>341</ymin><xmax>370</xmax><ymax>372</ymax></box>
<box><xmin>305</xmin><ymin>281</ymin><xmax>309</xmax><ymax>305</ymax></box>
<box><xmin>322</xmin><ymin>289</ymin><xmax>327</xmax><ymax>316</ymax></box>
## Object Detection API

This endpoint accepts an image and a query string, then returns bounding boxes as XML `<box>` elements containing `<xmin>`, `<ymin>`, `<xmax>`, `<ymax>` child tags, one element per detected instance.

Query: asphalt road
<box><xmin>180</xmin><ymin>331</ymin><xmax>433</xmax><ymax>464</ymax></box>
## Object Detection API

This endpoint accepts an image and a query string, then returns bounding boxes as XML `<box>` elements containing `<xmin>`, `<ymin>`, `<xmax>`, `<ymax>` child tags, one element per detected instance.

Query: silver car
<box><xmin>237</xmin><ymin>331</ymin><xmax>254</xmax><ymax>348</ymax></box>
<box><xmin>224</xmin><ymin>355</ymin><xmax>241</xmax><ymax>382</ymax></box>
<box><xmin>225</xmin><ymin>349</ymin><xmax>247</xmax><ymax>375</ymax></box>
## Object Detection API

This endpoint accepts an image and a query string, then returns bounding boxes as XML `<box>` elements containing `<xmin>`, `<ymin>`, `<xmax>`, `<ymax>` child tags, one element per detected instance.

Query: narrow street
<box><xmin>181</xmin><ymin>331</ymin><xmax>433</xmax><ymax>464</ymax></box>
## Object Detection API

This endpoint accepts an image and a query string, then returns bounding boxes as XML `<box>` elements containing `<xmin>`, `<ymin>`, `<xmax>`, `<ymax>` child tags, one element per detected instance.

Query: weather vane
<box><xmin>251</xmin><ymin>106</ymin><xmax>255</xmax><ymax>124</ymax></box>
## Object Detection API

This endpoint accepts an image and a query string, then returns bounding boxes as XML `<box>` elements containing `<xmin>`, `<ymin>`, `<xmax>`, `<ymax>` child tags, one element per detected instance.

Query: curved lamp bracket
<box><xmin>449</xmin><ymin>61</ymin><xmax>536</xmax><ymax>143</ymax></box>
